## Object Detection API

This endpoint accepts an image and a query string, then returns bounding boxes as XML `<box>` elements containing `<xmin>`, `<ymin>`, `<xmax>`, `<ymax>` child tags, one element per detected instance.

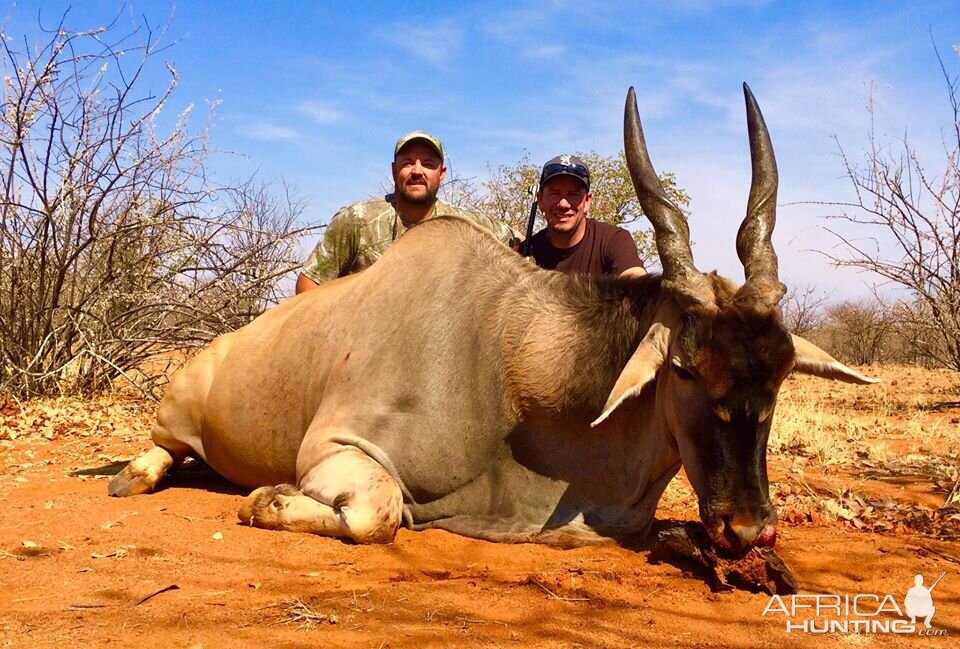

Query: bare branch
<box><xmin>814</xmin><ymin>45</ymin><xmax>960</xmax><ymax>371</ymax></box>
<box><xmin>0</xmin><ymin>16</ymin><xmax>318</xmax><ymax>397</ymax></box>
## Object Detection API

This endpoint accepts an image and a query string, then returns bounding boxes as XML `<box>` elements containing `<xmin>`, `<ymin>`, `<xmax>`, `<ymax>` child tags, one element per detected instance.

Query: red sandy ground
<box><xmin>1</xmin><ymin>375</ymin><xmax>958</xmax><ymax>648</ymax></box>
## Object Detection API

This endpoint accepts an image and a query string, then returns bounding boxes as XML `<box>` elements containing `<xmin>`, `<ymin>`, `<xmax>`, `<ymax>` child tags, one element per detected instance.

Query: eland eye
<box><xmin>671</xmin><ymin>359</ymin><xmax>695</xmax><ymax>381</ymax></box>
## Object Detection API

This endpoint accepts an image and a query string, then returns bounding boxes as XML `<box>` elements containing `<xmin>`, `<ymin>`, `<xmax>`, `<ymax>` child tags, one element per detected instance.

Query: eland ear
<box><xmin>592</xmin><ymin>323</ymin><xmax>671</xmax><ymax>427</ymax></box>
<box><xmin>792</xmin><ymin>334</ymin><xmax>880</xmax><ymax>384</ymax></box>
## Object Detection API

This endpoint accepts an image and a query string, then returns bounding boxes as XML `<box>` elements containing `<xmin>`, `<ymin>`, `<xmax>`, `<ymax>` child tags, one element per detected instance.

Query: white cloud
<box><xmin>297</xmin><ymin>100</ymin><xmax>343</xmax><ymax>125</ymax></box>
<box><xmin>478</xmin><ymin>6</ymin><xmax>547</xmax><ymax>45</ymax></box>
<box><xmin>478</xmin><ymin>3</ymin><xmax>600</xmax><ymax>61</ymax></box>
<box><xmin>377</xmin><ymin>19</ymin><xmax>464</xmax><ymax>66</ymax></box>
<box><xmin>526</xmin><ymin>44</ymin><xmax>565</xmax><ymax>60</ymax></box>
<box><xmin>238</xmin><ymin>122</ymin><xmax>300</xmax><ymax>142</ymax></box>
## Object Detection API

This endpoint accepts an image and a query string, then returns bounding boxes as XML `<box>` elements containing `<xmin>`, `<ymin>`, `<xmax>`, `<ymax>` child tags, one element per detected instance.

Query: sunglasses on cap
<box><xmin>539</xmin><ymin>162</ymin><xmax>590</xmax><ymax>190</ymax></box>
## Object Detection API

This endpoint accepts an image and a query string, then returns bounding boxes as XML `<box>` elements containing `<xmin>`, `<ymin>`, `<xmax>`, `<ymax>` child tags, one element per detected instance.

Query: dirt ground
<box><xmin>1</xmin><ymin>367</ymin><xmax>958</xmax><ymax>648</ymax></box>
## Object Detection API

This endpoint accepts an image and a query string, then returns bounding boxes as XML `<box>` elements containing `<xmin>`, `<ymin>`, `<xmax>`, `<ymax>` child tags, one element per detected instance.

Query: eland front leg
<box><xmin>238</xmin><ymin>435</ymin><xmax>403</xmax><ymax>544</ymax></box>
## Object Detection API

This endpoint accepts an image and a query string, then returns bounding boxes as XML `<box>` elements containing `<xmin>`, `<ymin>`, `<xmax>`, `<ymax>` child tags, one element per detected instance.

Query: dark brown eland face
<box><xmin>624</xmin><ymin>83</ymin><xmax>792</xmax><ymax>554</ymax></box>
<box><xmin>663</xmin><ymin>297</ymin><xmax>795</xmax><ymax>553</ymax></box>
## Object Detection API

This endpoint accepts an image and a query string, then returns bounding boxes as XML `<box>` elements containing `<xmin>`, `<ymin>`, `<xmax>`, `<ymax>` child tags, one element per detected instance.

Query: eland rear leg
<box><xmin>108</xmin><ymin>391</ymin><xmax>203</xmax><ymax>497</ymax></box>
<box><xmin>237</xmin><ymin>442</ymin><xmax>403</xmax><ymax>544</ymax></box>
<box><xmin>108</xmin><ymin>446</ymin><xmax>182</xmax><ymax>496</ymax></box>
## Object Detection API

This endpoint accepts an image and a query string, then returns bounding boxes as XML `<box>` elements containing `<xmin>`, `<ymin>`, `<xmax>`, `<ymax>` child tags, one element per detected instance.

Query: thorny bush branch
<box><xmin>0</xmin><ymin>13</ymin><xmax>319</xmax><ymax>398</ymax></box>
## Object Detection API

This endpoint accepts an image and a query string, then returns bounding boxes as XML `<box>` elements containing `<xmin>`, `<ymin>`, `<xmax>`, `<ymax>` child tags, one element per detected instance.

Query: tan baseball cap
<box><xmin>394</xmin><ymin>130</ymin><xmax>444</xmax><ymax>159</ymax></box>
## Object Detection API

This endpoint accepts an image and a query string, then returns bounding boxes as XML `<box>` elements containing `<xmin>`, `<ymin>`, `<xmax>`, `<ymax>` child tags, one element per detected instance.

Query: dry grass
<box><xmin>770</xmin><ymin>364</ymin><xmax>960</xmax><ymax>467</ymax></box>
<box><xmin>273</xmin><ymin>598</ymin><xmax>339</xmax><ymax>630</ymax></box>
<box><xmin>768</xmin><ymin>365</ymin><xmax>960</xmax><ymax>538</ymax></box>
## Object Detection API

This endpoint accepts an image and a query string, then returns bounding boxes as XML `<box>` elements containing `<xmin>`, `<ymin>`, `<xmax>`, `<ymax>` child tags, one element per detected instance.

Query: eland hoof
<box><xmin>108</xmin><ymin>466</ymin><xmax>155</xmax><ymax>497</ymax></box>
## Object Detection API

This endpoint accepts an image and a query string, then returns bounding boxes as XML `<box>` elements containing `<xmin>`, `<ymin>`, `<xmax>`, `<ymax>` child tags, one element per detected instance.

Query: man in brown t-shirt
<box><xmin>525</xmin><ymin>154</ymin><xmax>645</xmax><ymax>278</ymax></box>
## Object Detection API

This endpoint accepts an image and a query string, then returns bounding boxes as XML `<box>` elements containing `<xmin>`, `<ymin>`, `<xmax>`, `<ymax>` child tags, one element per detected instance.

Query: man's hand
<box><xmin>620</xmin><ymin>266</ymin><xmax>647</xmax><ymax>279</ymax></box>
<box><xmin>295</xmin><ymin>273</ymin><xmax>320</xmax><ymax>294</ymax></box>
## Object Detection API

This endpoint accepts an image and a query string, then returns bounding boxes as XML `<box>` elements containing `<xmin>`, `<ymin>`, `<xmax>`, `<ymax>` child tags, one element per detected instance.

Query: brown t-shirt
<box><xmin>529</xmin><ymin>218</ymin><xmax>643</xmax><ymax>276</ymax></box>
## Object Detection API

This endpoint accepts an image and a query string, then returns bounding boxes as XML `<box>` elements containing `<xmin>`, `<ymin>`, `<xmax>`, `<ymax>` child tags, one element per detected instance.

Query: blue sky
<box><xmin>4</xmin><ymin>1</ymin><xmax>959</xmax><ymax>298</ymax></box>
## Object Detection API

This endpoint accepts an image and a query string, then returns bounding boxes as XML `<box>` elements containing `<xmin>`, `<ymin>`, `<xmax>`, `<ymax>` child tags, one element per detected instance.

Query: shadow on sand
<box><xmin>70</xmin><ymin>457</ymin><xmax>246</xmax><ymax>495</ymax></box>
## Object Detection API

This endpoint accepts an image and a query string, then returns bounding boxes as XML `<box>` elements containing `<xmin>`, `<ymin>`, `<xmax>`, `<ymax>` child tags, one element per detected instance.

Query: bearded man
<box><xmin>297</xmin><ymin>131</ymin><xmax>518</xmax><ymax>293</ymax></box>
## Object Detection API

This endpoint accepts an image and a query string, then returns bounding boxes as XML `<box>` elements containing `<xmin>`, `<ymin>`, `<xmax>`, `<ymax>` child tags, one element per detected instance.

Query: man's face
<box><xmin>392</xmin><ymin>141</ymin><xmax>446</xmax><ymax>205</ymax></box>
<box><xmin>538</xmin><ymin>175</ymin><xmax>592</xmax><ymax>236</ymax></box>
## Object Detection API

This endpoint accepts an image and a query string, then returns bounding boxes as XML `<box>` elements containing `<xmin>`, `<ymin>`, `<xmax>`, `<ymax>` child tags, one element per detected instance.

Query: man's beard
<box><xmin>397</xmin><ymin>183</ymin><xmax>438</xmax><ymax>205</ymax></box>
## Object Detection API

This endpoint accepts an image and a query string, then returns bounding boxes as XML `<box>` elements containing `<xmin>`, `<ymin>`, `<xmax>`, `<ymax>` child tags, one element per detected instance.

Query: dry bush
<box><xmin>0</xmin><ymin>14</ymin><xmax>317</xmax><ymax>397</ymax></box>
<box><xmin>783</xmin><ymin>290</ymin><xmax>952</xmax><ymax>369</ymax></box>
<box><xmin>819</xmin><ymin>299</ymin><xmax>896</xmax><ymax>365</ymax></box>
<box><xmin>819</xmin><ymin>46</ymin><xmax>960</xmax><ymax>372</ymax></box>
<box><xmin>780</xmin><ymin>284</ymin><xmax>829</xmax><ymax>337</ymax></box>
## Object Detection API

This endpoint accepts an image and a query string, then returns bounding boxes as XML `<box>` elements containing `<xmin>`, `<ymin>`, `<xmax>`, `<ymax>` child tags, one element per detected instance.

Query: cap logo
<box><xmin>560</xmin><ymin>154</ymin><xmax>573</xmax><ymax>166</ymax></box>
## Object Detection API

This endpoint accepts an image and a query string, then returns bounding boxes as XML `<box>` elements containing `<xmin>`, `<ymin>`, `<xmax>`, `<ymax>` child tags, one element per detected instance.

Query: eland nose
<box><xmin>724</xmin><ymin>517</ymin><xmax>759</xmax><ymax>549</ymax></box>
<box><xmin>723</xmin><ymin>514</ymin><xmax>777</xmax><ymax>550</ymax></box>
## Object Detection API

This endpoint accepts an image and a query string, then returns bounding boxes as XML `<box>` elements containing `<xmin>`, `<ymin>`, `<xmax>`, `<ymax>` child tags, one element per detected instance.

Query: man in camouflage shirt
<box><xmin>296</xmin><ymin>131</ymin><xmax>518</xmax><ymax>293</ymax></box>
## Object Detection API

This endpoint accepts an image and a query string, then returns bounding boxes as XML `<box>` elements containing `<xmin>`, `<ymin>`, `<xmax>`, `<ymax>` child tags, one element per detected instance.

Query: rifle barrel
<box><xmin>929</xmin><ymin>572</ymin><xmax>946</xmax><ymax>592</ymax></box>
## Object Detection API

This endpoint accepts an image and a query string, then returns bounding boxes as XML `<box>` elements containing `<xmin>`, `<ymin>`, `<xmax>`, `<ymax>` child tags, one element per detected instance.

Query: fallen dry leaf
<box><xmin>91</xmin><ymin>544</ymin><xmax>136</xmax><ymax>559</ymax></box>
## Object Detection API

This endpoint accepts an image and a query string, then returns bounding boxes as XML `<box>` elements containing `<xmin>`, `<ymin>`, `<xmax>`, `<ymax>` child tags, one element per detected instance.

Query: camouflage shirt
<box><xmin>301</xmin><ymin>194</ymin><xmax>520</xmax><ymax>283</ymax></box>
